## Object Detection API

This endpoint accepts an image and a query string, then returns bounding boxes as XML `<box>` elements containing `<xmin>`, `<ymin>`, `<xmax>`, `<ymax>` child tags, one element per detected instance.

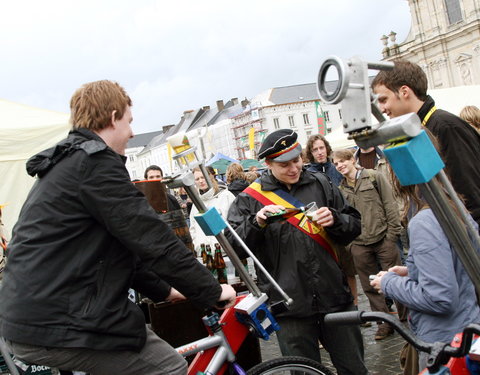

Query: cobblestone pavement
<box><xmin>260</xmin><ymin>289</ymin><xmax>408</xmax><ymax>375</ymax></box>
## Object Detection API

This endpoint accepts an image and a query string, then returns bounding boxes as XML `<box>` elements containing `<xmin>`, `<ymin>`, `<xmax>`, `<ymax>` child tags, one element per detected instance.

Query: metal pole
<box><xmin>370</xmin><ymin>95</ymin><xmax>387</xmax><ymax>123</ymax></box>
<box><xmin>224</xmin><ymin>221</ymin><xmax>293</xmax><ymax>305</ymax></box>
<box><xmin>419</xmin><ymin>180</ymin><xmax>480</xmax><ymax>294</ymax></box>
<box><xmin>183</xmin><ymin>184</ymin><xmax>262</xmax><ymax>297</ymax></box>
<box><xmin>198</xmin><ymin>163</ymin><xmax>213</xmax><ymax>191</ymax></box>
<box><xmin>366</xmin><ymin>61</ymin><xmax>394</xmax><ymax>71</ymax></box>
<box><xmin>0</xmin><ymin>338</ymin><xmax>20</xmax><ymax>375</ymax></box>
<box><xmin>199</xmin><ymin>126</ymin><xmax>207</xmax><ymax>161</ymax></box>
<box><xmin>437</xmin><ymin>170</ymin><xmax>480</xmax><ymax>250</ymax></box>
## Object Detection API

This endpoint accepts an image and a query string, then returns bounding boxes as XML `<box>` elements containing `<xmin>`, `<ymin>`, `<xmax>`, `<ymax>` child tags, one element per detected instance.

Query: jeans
<box><xmin>276</xmin><ymin>304</ymin><xmax>368</xmax><ymax>375</ymax></box>
<box><xmin>7</xmin><ymin>326</ymin><xmax>187</xmax><ymax>375</ymax></box>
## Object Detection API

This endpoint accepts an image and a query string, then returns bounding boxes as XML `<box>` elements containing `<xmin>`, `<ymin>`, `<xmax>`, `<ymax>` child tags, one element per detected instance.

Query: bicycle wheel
<box><xmin>246</xmin><ymin>356</ymin><xmax>334</xmax><ymax>375</ymax></box>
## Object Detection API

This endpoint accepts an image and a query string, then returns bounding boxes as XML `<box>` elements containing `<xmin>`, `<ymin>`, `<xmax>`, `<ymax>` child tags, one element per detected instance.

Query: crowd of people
<box><xmin>0</xmin><ymin>58</ymin><xmax>479</xmax><ymax>375</ymax></box>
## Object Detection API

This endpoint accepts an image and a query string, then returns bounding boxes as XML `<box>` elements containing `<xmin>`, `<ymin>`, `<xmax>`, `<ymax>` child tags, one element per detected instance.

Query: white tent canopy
<box><xmin>428</xmin><ymin>85</ymin><xmax>480</xmax><ymax>116</ymax></box>
<box><xmin>0</xmin><ymin>99</ymin><xmax>69</xmax><ymax>236</ymax></box>
<box><xmin>325</xmin><ymin>127</ymin><xmax>356</xmax><ymax>150</ymax></box>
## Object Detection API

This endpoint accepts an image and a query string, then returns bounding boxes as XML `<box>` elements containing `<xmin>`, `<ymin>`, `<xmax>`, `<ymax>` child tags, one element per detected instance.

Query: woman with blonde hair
<box><xmin>459</xmin><ymin>105</ymin><xmax>480</xmax><ymax>132</ymax></box>
<box><xmin>244</xmin><ymin>171</ymin><xmax>259</xmax><ymax>183</ymax></box>
<box><xmin>226</xmin><ymin>162</ymin><xmax>249</xmax><ymax>197</ymax></box>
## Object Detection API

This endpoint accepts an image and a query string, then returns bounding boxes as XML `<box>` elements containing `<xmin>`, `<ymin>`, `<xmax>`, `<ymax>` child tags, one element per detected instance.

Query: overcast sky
<box><xmin>0</xmin><ymin>0</ymin><xmax>411</xmax><ymax>134</ymax></box>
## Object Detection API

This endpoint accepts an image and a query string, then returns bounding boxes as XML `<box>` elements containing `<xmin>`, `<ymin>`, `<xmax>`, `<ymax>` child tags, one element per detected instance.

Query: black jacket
<box><xmin>228</xmin><ymin>179</ymin><xmax>249</xmax><ymax>197</ymax></box>
<box><xmin>306</xmin><ymin>162</ymin><xmax>343</xmax><ymax>186</ymax></box>
<box><xmin>226</xmin><ymin>169</ymin><xmax>360</xmax><ymax>317</ymax></box>
<box><xmin>0</xmin><ymin>129</ymin><xmax>221</xmax><ymax>351</ymax></box>
<box><xmin>420</xmin><ymin>96</ymin><xmax>480</xmax><ymax>224</ymax></box>
<box><xmin>167</xmin><ymin>193</ymin><xmax>181</xmax><ymax>211</ymax></box>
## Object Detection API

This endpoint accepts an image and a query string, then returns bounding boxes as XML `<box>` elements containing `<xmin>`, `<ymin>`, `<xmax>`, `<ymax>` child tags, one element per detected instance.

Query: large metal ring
<box><xmin>317</xmin><ymin>56</ymin><xmax>349</xmax><ymax>104</ymax></box>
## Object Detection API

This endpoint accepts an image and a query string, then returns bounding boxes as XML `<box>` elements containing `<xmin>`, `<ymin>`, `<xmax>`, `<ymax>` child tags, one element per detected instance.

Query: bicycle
<box><xmin>0</xmin><ymin>162</ymin><xmax>333</xmax><ymax>375</ymax></box>
<box><xmin>324</xmin><ymin>310</ymin><xmax>480</xmax><ymax>375</ymax></box>
<box><xmin>174</xmin><ymin>293</ymin><xmax>333</xmax><ymax>375</ymax></box>
<box><xmin>0</xmin><ymin>293</ymin><xmax>332</xmax><ymax>375</ymax></box>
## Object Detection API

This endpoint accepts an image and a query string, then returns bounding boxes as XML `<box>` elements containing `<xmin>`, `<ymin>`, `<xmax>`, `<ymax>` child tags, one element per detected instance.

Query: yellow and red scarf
<box><xmin>244</xmin><ymin>181</ymin><xmax>338</xmax><ymax>262</ymax></box>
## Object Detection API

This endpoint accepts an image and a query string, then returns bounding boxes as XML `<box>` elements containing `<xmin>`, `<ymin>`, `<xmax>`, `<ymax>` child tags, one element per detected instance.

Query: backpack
<box><xmin>311</xmin><ymin>171</ymin><xmax>335</xmax><ymax>207</ymax></box>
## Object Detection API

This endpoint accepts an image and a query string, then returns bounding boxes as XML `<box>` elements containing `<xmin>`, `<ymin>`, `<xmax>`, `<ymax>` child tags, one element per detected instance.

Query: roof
<box><xmin>127</xmin><ymin>130</ymin><xmax>163</xmax><ymax>148</ymax></box>
<box><xmin>269</xmin><ymin>83</ymin><xmax>319</xmax><ymax>104</ymax></box>
<box><xmin>188</xmin><ymin>107</ymin><xmax>218</xmax><ymax>131</ymax></box>
<box><xmin>267</xmin><ymin>78</ymin><xmax>377</xmax><ymax>106</ymax></box>
<box><xmin>208</xmin><ymin>100</ymin><xmax>246</xmax><ymax>125</ymax></box>
<box><xmin>138</xmin><ymin>124</ymin><xmax>179</xmax><ymax>154</ymax></box>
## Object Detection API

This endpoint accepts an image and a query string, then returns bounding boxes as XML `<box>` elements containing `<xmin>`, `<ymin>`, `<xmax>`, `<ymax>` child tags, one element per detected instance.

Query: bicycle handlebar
<box><xmin>325</xmin><ymin>311</ymin><xmax>431</xmax><ymax>352</ymax></box>
<box><xmin>323</xmin><ymin>310</ymin><xmax>363</xmax><ymax>325</ymax></box>
<box><xmin>324</xmin><ymin>310</ymin><xmax>480</xmax><ymax>373</ymax></box>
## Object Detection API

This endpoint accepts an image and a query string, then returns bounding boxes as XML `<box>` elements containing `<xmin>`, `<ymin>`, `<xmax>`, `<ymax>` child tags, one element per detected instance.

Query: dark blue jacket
<box><xmin>307</xmin><ymin>161</ymin><xmax>343</xmax><ymax>186</ymax></box>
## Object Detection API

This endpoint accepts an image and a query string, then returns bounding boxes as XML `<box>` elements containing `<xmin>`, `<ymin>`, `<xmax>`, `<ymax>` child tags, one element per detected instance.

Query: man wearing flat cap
<box><xmin>227</xmin><ymin>129</ymin><xmax>367</xmax><ymax>375</ymax></box>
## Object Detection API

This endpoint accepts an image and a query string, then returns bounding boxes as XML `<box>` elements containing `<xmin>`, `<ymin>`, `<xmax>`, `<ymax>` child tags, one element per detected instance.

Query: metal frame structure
<box><xmin>316</xmin><ymin>55</ymin><xmax>480</xmax><ymax>294</ymax></box>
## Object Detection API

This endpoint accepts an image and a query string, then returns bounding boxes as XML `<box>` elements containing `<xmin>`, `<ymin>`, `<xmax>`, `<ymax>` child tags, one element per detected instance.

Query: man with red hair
<box><xmin>0</xmin><ymin>80</ymin><xmax>235</xmax><ymax>375</ymax></box>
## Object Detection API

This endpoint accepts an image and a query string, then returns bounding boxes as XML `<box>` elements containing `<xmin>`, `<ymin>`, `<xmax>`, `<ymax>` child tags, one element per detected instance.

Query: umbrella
<box><xmin>209</xmin><ymin>159</ymin><xmax>233</xmax><ymax>174</ymax></box>
<box><xmin>206</xmin><ymin>152</ymin><xmax>238</xmax><ymax>164</ymax></box>
<box><xmin>239</xmin><ymin>159</ymin><xmax>264</xmax><ymax>170</ymax></box>
<box><xmin>206</xmin><ymin>152</ymin><xmax>239</xmax><ymax>174</ymax></box>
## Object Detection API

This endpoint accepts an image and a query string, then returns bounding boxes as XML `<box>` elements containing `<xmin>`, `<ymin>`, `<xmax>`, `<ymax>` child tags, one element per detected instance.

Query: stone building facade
<box><xmin>382</xmin><ymin>0</ymin><xmax>480</xmax><ymax>88</ymax></box>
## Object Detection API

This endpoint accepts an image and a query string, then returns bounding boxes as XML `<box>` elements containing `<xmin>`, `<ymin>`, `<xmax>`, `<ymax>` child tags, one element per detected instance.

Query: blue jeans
<box><xmin>276</xmin><ymin>304</ymin><xmax>368</xmax><ymax>375</ymax></box>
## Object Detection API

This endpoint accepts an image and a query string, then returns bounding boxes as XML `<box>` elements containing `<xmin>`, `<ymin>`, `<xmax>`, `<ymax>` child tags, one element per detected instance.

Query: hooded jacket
<box><xmin>226</xmin><ymin>169</ymin><xmax>361</xmax><ymax>317</ymax></box>
<box><xmin>0</xmin><ymin>129</ymin><xmax>221</xmax><ymax>351</ymax></box>
<box><xmin>228</xmin><ymin>179</ymin><xmax>250</xmax><ymax>197</ymax></box>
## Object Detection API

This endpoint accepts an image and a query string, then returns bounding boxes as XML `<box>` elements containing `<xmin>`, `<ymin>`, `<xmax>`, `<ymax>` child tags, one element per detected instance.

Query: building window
<box><xmin>273</xmin><ymin>118</ymin><xmax>280</xmax><ymax>129</ymax></box>
<box><xmin>324</xmin><ymin>111</ymin><xmax>330</xmax><ymax>122</ymax></box>
<box><xmin>303</xmin><ymin>113</ymin><xmax>310</xmax><ymax>125</ymax></box>
<box><xmin>129</xmin><ymin>155</ymin><xmax>135</xmax><ymax>162</ymax></box>
<box><xmin>338</xmin><ymin>109</ymin><xmax>342</xmax><ymax>119</ymax></box>
<box><xmin>306</xmin><ymin>130</ymin><xmax>312</xmax><ymax>137</ymax></box>
<box><xmin>445</xmin><ymin>0</ymin><xmax>462</xmax><ymax>24</ymax></box>
<box><xmin>288</xmin><ymin>115</ymin><xmax>295</xmax><ymax>128</ymax></box>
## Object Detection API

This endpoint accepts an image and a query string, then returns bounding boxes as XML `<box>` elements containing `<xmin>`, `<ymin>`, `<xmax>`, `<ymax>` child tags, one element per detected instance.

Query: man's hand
<box><xmin>370</xmin><ymin>271</ymin><xmax>387</xmax><ymax>293</ymax></box>
<box><xmin>165</xmin><ymin>287</ymin><xmax>186</xmax><ymax>303</ymax></box>
<box><xmin>314</xmin><ymin>207</ymin><xmax>334</xmax><ymax>227</ymax></box>
<box><xmin>388</xmin><ymin>265</ymin><xmax>408</xmax><ymax>276</ymax></box>
<box><xmin>255</xmin><ymin>205</ymin><xmax>285</xmax><ymax>227</ymax></box>
<box><xmin>216</xmin><ymin>284</ymin><xmax>236</xmax><ymax>309</ymax></box>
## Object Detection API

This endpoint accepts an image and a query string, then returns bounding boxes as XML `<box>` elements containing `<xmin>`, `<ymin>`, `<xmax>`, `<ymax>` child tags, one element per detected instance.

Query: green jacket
<box><xmin>339</xmin><ymin>168</ymin><xmax>401</xmax><ymax>245</ymax></box>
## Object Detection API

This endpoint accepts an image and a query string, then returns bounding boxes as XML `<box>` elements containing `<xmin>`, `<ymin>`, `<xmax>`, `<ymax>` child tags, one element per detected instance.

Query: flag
<box><xmin>248</xmin><ymin>127</ymin><xmax>255</xmax><ymax>150</ymax></box>
<box><xmin>167</xmin><ymin>143</ymin><xmax>173</xmax><ymax>171</ymax></box>
<box><xmin>315</xmin><ymin>101</ymin><xmax>326</xmax><ymax>135</ymax></box>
